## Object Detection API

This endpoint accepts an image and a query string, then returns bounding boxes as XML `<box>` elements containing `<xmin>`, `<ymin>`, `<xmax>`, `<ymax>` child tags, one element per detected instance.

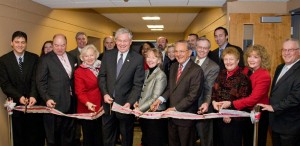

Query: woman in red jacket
<box><xmin>221</xmin><ymin>44</ymin><xmax>271</xmax><ymax>146</ymax></box>
<box><xmin>74</xmin><ymin>44</ymin><xmax>103</xmax><ymax>146</ymax></box>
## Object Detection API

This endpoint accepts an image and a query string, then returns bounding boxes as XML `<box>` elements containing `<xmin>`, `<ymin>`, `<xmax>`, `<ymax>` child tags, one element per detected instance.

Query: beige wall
<box><xmin>0</xmin><ymin>0</ymin><xmax>121</xmax><ymax>145</ymax></box>
<box><xmin>184</xmin><ymin>8</ymin><xmax>227</xmax><ymax>50</ymax></box>
<box><xmin>227</xmin><ymin>1</ymin><xmax>288</xmax><ymax>14</ymax></box>
<box><xmin>288</xmin><ymin>0</ymin><xmax>300</xmax><ymax>12</ymax></box>
<box><xmin>133</xmin><ymin>32</ymin><xmax>184</xmax><ymax>44</ymax></box>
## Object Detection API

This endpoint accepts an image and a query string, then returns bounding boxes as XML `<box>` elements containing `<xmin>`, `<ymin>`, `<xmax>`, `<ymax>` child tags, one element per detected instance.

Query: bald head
<box><xmin>53</xmin><ymin>34</ymin><xmax>67</xmax><ymax>56</ymax></box>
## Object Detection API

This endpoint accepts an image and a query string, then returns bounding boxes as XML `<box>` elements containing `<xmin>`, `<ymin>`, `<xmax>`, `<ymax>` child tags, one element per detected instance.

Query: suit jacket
<box><xmin>74</xmin><ymin>64</ymin><xmax>102</xmax><ymax>113</ymax></box>
<box><xmin>233</xmin><ymin>67</ymin><xmax>270</xmax><ymax>110</ymax></box>
<box><xmin>208</xmin><ymin>43</ymin><xmax>244</xmax><ymax>70</ymax></box>
<box><xmin>36</xmin><ymin>51</ymin><xmax>76</xmax><ymax>113</ymax></box>
<box><xmin>138</xmin><ymin>66</ymin><xmax>167</xmax><ymax>112</ymax></box>
<box><xmin>99</xmin><ymin>49</ymin><xmax>145</xmax><ymax>114</ymax></box>
<box><xmin>269</xmin><ymin>60</ymin><xmax>300</xmax><ymax>134</ymax></box>
<box><xmin>162</xmin><ymin>59</ymin><xmax>204</xmax><ymax>126</ymax></box>
<box><xmin>191</xmin><ymin>57</ymin><xmax>220</xmax><ymax>108</ymax></box>
<box><xmin>0</xmin><ymin>51</ymin><xmax>39</xmax><ymax>106</ymax></box>
<box><xmin>69</xmin><ymin>48</ymin><xmax>82</xmax><ymax>66</ymax></box>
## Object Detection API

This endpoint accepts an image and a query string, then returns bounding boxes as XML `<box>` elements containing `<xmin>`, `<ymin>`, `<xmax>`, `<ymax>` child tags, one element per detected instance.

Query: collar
<box><xmin>180</xmin><ymin>58</ymin><xmax>190</xmax><ymax>70</ymax></box>
<box><xmin>227</xmin><ymin>66</ymin><xmax>239</xmax><ymax>79</ymax></box>
<box><xmin>219</xmin><ymin>42</ymin><xmax>228</xmax><ymax>50</ymax></box>
<box><xmin>14</xmin><ymin>51</ymin><xmax>25</xmax><ymax>62</ymax></box>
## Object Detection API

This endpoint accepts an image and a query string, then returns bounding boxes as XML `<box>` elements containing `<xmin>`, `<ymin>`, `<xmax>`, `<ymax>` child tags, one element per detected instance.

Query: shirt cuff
<box><xmin>158</xmin><ymin>96</ymin><xmax>166</xmax><ymax>103</ymax></box>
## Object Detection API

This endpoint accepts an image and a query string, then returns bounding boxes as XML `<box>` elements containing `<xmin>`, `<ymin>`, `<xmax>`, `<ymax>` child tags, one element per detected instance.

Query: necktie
<box><xmin>176</xmin><ymin>65</ymin><xmax>183</xmax><ymax>83</ymax></box>
<box><xmin>219</xmin><ymin>48</ymin><xmax>223</xmax><ymax>58</ymax></box>
<box><xmin>18</xmin><ymin>57</ymin><xmax>23</xmax><ymax>74</ymax></box>
<box><xmin>276</xmin><ymin>65</ymin><xmax>288</xmax><ymax>84</ymax></box>
<box><xmin>196</xmin><ymin>59</ymin><xmax>200</xmax><ymax>65</ymax></box>
<box><xmin>116</xmin><ymin>54</ymin><xmax>123</xmax><ymax>78</ymax></box>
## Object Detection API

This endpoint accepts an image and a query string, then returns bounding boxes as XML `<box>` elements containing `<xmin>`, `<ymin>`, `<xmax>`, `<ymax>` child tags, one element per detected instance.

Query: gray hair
<box><xmin>75</xmin><ymin>32</ymin><xmax>87</xmax><ymax>39</ymax></box>
<box><xmin>115</xmin><ymin>28</ymin><xmax>133</xmax><ymax>40</ymax></box>
<box><xmin>197</xmin><ymin>37</ymin><xmax>211</xmax><ymax>49</ymax></box>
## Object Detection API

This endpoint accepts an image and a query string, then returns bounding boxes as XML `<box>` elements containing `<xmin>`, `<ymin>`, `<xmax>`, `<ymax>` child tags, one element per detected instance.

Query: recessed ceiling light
<box><xmin>142</xmin><ymin>16</ymin><xmax>160</xmax><ymax>20</ymax></box>
<box><xmin>147</xmin><ymin>25</ymin><xmax>164</xmax><ymax>29</ymax></box>
<box><xmin>151</xmin><ymin>29</ymin><xmax>163</xmax><ymax>31</ymax></box>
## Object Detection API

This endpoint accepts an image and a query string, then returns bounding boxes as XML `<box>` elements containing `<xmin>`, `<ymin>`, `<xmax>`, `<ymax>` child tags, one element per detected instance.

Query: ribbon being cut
<box><xmin>4</xmin><ymin>100</ymin><xmax>260</xmax><ymax>123</ymax></box>
<box><xmin>112</xmin><ymin>102</ymin><xmax>261</xmax><ymax>123</ymax></box>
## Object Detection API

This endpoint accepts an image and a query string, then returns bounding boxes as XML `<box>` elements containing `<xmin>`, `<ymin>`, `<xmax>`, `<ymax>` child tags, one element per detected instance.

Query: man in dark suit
<box><xmin>259</xmin><ymin>38</ymin><xmax>300</xmax><ymax>146</ymax></box>
<box><xmin>98</xmin><ymin>36</ymin><xmax>116</xmax><ymax>60</ymax></box>
<box><xmin>192</xmin><ymin>37</ymin><xmax>219</xmax><ymax>146</ymax></box>
<box><xmin>187</xmin><ymin>33</ymin><xmax>199</xmax><ymax>57</ymax></box>
<box><xmin>69</xmin><ymin>32</ymin><xmax>88</xmax><ymax>65</ymax></box>
<box><xmin>36</xmin><ymin>34</ymin><xmax>76</xmax><ymax>146</ymax></box>
<box><xmin>99</xmin><ymin>28</ymin><xmax>144</xmax><ymax>146</ymax></box>
<box><xmin>151</xmin><ymin>40</ymin><xmax>204</xmax><ymax>146</ymax></box>
<box><xmin>0</xmin><ymin>31</ymin><xmax>45</xmax><ymax>146</ymax></box>
<box><xmin>208</xmin><ymin>27</ymin><xmax>244</xmax><ymax>70</ymax></box>
<box><xmin>157</xmin><ymin>36</ymin><xmax>171</xmax><ymax>71</ymax></box>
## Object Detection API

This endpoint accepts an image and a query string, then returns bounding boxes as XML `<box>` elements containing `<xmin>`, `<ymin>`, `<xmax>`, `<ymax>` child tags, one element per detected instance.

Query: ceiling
<box><xmin>32</xmin><ymin>0</ymin><xmax>289</xmax><ymax>33</ymax></box>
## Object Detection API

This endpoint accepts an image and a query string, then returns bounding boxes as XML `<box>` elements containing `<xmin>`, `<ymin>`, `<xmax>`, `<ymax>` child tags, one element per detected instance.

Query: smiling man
<box><xmin>259</xmin><ymin>38</ymin><xmax>300</xmax><ymax>146</ymax></box>
<box><xmin>208</xmin><ymin>27</ymin><xmax>244</xmax><ymax>70</ymax></box>
<box><xmin>0</xmin><ymin>31</ymin><xmax>44</xmax><ymax>146</ymax></box>
<box><xmin>69</xmin><ymin>32</ymin><xmax>88</xmax><ymax>65</ymax></box>
<box><xmin>151</xmin><ymin>40</ymin><xmax>204</xmax><ymax>146</ymax></box>
<box><xmin>98</xmin><ymin>28</ymin><xmax>144</xmax><ymax>146</ymax></box>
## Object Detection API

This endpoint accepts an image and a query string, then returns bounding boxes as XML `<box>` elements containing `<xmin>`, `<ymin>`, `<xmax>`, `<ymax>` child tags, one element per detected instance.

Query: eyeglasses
<box><xmin>174</xmin><ymin>50</ymin><xmax>189</xmax><ymax>54</ymax></box>
<box><xmin>196</xmin><ymin>46</ymin><xmax>209</xmax><ymax>50</ymax></box>
<box><xmin>281</xmin><ymin>48</ymin><xmax>299</xmax><ymax>53</ymax></box>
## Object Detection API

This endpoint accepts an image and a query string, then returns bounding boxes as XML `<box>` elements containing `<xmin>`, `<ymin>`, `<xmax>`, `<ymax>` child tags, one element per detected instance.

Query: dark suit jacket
<box><xmin>69</xmin><ymin>48</ymin><xmax>82</xmax><ymax>66</ymax></box>
<box><xmin>162</xmin><ymin>59</ymin><xmax>204</xmax><ymax>126</ymax></box>
<box><xmin>269</xmin><ymin>60</ymin><xmax>300</xmax><ymax>134</ymax></box>
<box><xmin>36</xmin><ymin>51</ymin><xmax>76</xmax><ymax>113</ymax></box>
<box><xmin>98</xmin><ymin>49</ymin><xmax>145</xmax><ymax>114</ymax></box>
<box><xmin>0</xmin><ymin>51</ymin><xmax>39</xmax><ymax>106</ymax></box>
<box><xmin>191</xmin><ymin>57</ymin><xmax>220</xmax><ymax>109</ymax></box>
<box><xmin>208</xmin><ymin>43</ymin><xmax>244</xmax><ymax>70</ymax></box>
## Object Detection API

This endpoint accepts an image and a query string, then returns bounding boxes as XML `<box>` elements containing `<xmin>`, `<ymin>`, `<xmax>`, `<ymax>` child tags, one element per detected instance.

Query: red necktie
<box><xmin>176</xmin><ymin>65</ymin><xmax>183</xmax><ymax>83</ymax></box>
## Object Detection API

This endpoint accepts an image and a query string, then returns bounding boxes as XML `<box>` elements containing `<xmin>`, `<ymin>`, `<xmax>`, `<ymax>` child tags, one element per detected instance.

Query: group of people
<box><xmin>0</xmin><ymin>26</ymin><xmax>299</xmax><ymax>146</ymax></box>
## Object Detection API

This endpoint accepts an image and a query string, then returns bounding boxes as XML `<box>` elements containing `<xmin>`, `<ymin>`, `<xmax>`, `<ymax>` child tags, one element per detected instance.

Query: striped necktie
<box><xmin>176</xmin><ymin>64</ymin><xmax>183</xmax><ymax>83</ymax></box>
<box><xmin>18</xmin><ymin>57</ymin><xmax>23</xmax><ymax>74</ymax></box>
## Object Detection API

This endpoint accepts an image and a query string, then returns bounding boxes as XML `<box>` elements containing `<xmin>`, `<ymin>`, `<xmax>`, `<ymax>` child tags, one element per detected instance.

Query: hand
<box><xmin>197</xmin><ymin>103</ymin><xmax>208</xmax><ymax>114</ymax></box>
<box><xmin>19</xmin><ymin>96</ymin><xmax>28</xmax><ymax>105</ymax></box>
<box><xmin>257</xmin><ymin>104</ymin><xmax>274</xmax><ymax>112</ymax></box>
<box><xmin>133</xmin><ymin>101</ymin><xmax>139</xmax><ymax>109</ymax></box>
<box><xmin>28</xmin><ymin>97</ymin><xmax>36</xmax><ymax>106</ymax></box>
<box><xmin>220</xmin><ymin>101</ymin><xmax>231</xmax><ymax>109</ymax></box>
<box><xmin>212</xmin><ymin>101</ymin><xmax>223</xmax><ymax>111</ymax></box>
<box><xmin>123</xmin><ymin>103</ymin><xmax>130</xmax><ymax>108</ymax></box>
<box><xmin>223</xmin><ymin>117</ymin><xmax>231</xmax><ymax>123</ymax></box>
<box><xmin>104</xmin><ymin>94</ymin><xmax>113</xmax><ymax>104</ymax></box>
<box><xmin>46</xmin><ymin>99</ymin><xmax>56</xmax><ymax>108</ymax></box>
<box><xmin>150</xmin><ymin>99</ymin><xmax>161</xmax><ymax>112</ymax></box>
<box><xmin>164</xmin><ymin>107</ymin><xmax>176</xmax><ymax>112</ymax></box>
<box><xmin>133</xmin><ymin>108</ymin><xmax>142</xmax><ymax>116</ymax></box>
<box><xmin>86</xmin><ymin>102</ymin><xmax>96</xmax><ymax>111</ymax></box>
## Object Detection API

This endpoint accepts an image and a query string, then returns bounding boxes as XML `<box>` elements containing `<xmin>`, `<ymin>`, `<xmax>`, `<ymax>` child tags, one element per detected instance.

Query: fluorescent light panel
<box><xmin>147</xmin><ymin>25</ymin><xmax>164</xmax><ymax>29</ymax></box>
<box><xmin>142</xmin><ymin>16</ymin><xmax>160</xmax><ymax>20</ymax></box>
<box><xmin>151</xmin><ymin>29</ymin><xmax>163</xmax><ymax>31</ymax></box>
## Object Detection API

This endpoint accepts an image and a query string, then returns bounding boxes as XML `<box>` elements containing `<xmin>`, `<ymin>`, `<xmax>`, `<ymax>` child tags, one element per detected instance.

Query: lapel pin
<box><xmin>127</xmin><ymin>59</ymin><xmax>130</xmax><ymax>62</ymax></box>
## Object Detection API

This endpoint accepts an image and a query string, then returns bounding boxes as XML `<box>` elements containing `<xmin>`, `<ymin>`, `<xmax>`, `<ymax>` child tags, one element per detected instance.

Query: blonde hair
<box><xmin>146</xmin><ymin>48</ymin><xmax>163</xmax><ymax>64</ymax></box>
<box><xmin>221</xmin><ymin>47</ymin><xmax>240</xmax><ymax>60</ymax></box>
<box><xmin>80</xmin><ymin>44</ymin><xmax>100</xmax><ymax>61</ymax></box>
<box><xmin>244</xmin><ymin>44</ymin><xmax>271</xmax><ymax>70</ymax></box>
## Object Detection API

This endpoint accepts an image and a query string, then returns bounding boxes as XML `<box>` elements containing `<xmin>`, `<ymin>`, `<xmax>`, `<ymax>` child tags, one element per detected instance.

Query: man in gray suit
<box><xmin>259</xmin><ymin>38</ymin><xmax>300</xmax><ymax>146</ymax></box>
<box><xmin>99</xmin><ymin>28</ymin><xmax>144</xmax><ymax>146</ymax></box>
<box><xmin>193</xmin><ymin>37</ymin><xmax>220</xmax><ymax>146</ymax></box>
<box><xmin>69</xmin><ymin>32</ymin><xmax>88</xmax><ymax>65</ymax></box>
<box><xmin>36</xmin><ymin>34</ymin><xmax>76</xmax><ymax>146</ymax></box>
